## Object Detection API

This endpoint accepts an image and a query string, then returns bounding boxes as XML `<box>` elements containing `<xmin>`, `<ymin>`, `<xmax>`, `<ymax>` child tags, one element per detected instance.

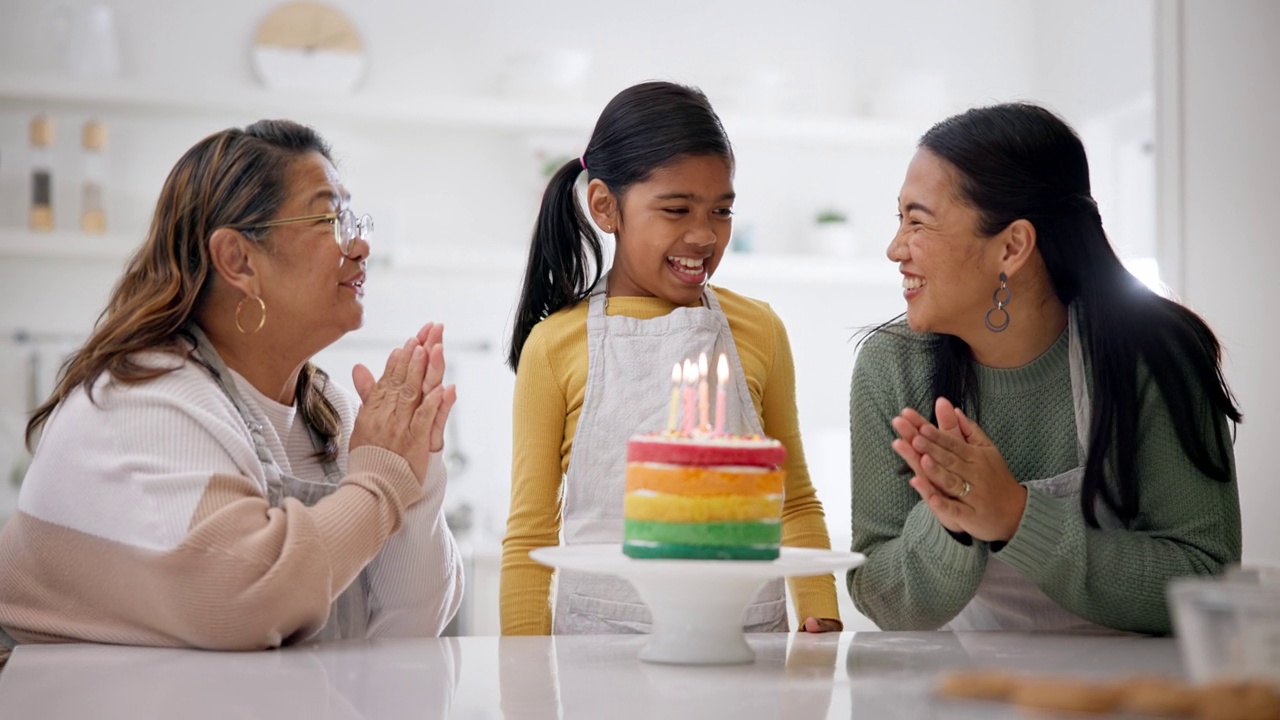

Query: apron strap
<box><xmin>185</xmin><ymin>325</ymin><xmax>342</xmax><ymax>495</ymax></box>
<box><xmin>1067</xmin><ymin>303</ymin><xmax>1090</xmax><ymax>464</ymax></box>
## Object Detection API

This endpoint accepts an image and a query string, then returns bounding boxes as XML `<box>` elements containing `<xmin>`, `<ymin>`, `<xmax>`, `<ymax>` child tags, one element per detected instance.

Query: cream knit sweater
<box><xmin>0</xmin><ymin>352</ymin><xmax>463</xmax><ymax>657</ymax></box>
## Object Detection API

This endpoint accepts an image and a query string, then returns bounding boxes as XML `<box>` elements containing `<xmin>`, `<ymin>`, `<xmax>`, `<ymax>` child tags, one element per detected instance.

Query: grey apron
<box><xmin>552</xmin><ymin>279</ymin><xmax>788</xmax><ymax>634</ymax></box>
<box><xmin>944</xmin><ymin>306</ymin><xmax>1127</xmax><ymax>634</ymax></box>
<box><xmin>188</xmin><ymin>326</ymin><xmax>370</xmax><ymax>641</ymax></box>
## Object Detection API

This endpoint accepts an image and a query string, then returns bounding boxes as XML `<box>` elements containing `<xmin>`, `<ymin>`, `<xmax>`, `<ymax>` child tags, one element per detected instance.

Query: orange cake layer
<box><xmin>624</xmin><ymin>493</ymin><xmax>783</xmax><ymax>522</ymax></box>
<box><xmin>624</xmin><ymin>464</ymin><xmax>785</xmax><ymax>497</ymax></box>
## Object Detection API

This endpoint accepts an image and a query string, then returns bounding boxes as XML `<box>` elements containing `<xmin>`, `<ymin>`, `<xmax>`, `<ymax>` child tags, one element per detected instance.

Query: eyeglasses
<box><xmin>243</xmin><ymin>209</ymin><xmax>374</xmax><ymax>256</ymax></box>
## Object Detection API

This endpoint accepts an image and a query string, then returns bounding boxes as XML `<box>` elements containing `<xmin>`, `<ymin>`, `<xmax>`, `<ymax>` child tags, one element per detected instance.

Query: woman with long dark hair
<box><xmin>848</xmin><ymin>102</ymin><xmax>1241</xmax><ymax>634</ymax></box>
<box><xmin>501</xmin><ymin>81</ymin><xmax>841</xmax><ymax>635</ymax></box>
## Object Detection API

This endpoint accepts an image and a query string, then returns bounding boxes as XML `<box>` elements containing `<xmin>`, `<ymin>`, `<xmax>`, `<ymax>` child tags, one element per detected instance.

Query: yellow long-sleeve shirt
<box><xmin>501</xmin><ymin>285</ymin><xmax>839</xmax><ymax>635</ymax></box>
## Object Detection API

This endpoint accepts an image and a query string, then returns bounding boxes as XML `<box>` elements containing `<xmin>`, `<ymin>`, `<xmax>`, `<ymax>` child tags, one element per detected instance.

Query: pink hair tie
<box><xmin>579</xmin><ymin>156</ymin><xmax>587</xmax><ymax>171</ymax></box>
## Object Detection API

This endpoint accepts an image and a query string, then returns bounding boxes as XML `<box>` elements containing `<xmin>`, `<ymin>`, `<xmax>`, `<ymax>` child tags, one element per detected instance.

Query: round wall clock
<box><xmin>251</xmin><ymin>2</ymin><xmax>367</xmax><ymax>93</ymax></box>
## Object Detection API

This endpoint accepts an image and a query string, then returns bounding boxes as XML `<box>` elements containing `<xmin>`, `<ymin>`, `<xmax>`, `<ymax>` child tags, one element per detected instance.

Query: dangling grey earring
<box><xmin>985</xmin><ymin>272</ymin><xmax>1010</xmax><ymax>332</ymax></box>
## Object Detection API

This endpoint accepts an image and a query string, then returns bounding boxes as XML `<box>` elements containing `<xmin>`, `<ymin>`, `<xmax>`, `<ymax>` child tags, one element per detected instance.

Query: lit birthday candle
<box><xmin>698</xmin><ymin>352</ymin><xmax>710</xmax><ymax>432</ymax></box>
<box><xmin>714</xmin><ymin>352</ymin><xmax>728</xmax><ymax>435</ymax></box>
<box><xmin>681</xmin><ymin>359</ymin><xmax>697</xmax><ymax>434</ymax></box>
<box><xmin>667</xmin><ymin>362</ymin><xmax>681</xmax><ymax>433</ymax></box>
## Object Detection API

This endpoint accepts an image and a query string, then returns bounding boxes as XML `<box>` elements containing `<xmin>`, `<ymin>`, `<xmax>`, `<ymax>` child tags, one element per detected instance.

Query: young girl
<box><xmin>500</xmin><ymin>81</ymin><xmax>841</xmax><ymax>635</ymax></box>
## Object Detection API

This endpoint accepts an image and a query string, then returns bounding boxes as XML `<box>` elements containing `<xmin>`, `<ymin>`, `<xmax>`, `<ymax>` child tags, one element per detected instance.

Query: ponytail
<box><xmin>506</xmin><ymin>158</ymin><xmax>603</xmax><ymax>371</ymax></box>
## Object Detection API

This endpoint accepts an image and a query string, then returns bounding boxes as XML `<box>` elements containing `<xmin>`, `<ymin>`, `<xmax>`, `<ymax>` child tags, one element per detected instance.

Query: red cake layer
<box><xmin>626</xmin><ymin>434</ymin><xmax>786</xmax><ymax>468</ymax></box>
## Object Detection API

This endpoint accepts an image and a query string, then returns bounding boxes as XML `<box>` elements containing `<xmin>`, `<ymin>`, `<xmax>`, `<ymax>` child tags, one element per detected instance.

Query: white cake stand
<box><xmin>530</xmin><ymin>544</ymin><xmax>865</xmax><ymax>665</ymax></box>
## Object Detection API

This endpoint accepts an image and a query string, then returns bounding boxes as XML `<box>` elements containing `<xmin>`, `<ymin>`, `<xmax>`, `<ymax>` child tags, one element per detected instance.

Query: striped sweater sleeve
<box><xmin>0</xmin><ymin>360</ymin><xmax>424</xmax><ymax>650</ymax></box>
<box><xmin>363</xmin><ymin>451</ymin><xmax>465</xmax><ymax>638</ymax></box>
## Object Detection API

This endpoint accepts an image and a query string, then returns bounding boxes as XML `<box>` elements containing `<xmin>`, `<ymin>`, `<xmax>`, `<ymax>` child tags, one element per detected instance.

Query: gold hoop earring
<box><xmin>235</xmin><ymin>296</ymin><xmax>266</xmax><ymax>335</ymax></box>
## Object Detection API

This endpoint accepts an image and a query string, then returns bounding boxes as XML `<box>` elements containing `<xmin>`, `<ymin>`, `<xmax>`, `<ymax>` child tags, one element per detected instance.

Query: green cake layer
<box><xmin>623</xmin><ymin>541</ymin><xmax>780</xmax><ymax>560</ymax></box>
<box><xmin>624</xmin><ymin>519</ymin><xmax>782</xmax><ymax>546</ymax></box>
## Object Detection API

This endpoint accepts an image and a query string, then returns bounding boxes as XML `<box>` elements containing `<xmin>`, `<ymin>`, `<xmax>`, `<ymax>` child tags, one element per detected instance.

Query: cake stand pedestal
<box><xmin>531</xmin><ymin>544</ymin><xmax>864</xmax><ymax>665</ymax></box>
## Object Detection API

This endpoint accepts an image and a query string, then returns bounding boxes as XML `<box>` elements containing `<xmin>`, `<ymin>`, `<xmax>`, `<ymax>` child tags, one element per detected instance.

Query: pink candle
<box><xmin>681</xmin><ymin>359</ymin><xmax>697</xmax><ymax>434</ymax></box>
<box><xmin>667</xmin><ymin>362</ymin><xmax>681</xmax><ymax>433</ymax></box>
<box><xmin>714</xmin><ymin>353</ymin><xmax>728</xmax><ymax>435</ymax></box>
<box><xmin>698</xmin><ymin>353</ymin><xmax>710</xmax><ymax>432</ymax></box>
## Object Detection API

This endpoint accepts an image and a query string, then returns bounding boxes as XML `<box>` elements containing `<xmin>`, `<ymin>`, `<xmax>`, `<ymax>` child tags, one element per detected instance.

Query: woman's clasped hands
<box><xmin>350</xmin><ymin>323</ymin><xmax>458</xmax><ymax>484</ymax></box>
<box><xmin>891</xmin><ymin>397</ymin><xmax>1027</xmax><ymax>542</ymax></box>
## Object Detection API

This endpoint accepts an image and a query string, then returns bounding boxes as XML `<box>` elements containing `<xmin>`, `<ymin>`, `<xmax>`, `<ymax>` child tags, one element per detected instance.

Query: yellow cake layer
<box><xmin>624</xmin><ymin>463</ymin><xmax>785</xmax><ymax>497</ymax></box>
<box><xmin>624</xmin><ymin>492</ymin><xmax>783</xmax><ymax>522</ymax></box>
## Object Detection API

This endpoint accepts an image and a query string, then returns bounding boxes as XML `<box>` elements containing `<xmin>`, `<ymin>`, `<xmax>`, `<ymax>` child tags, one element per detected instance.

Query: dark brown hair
<box><xmin>507</xmin><ymin>81</ymin><xmax>734</xmax><ymax>371</ymax></box>
<box><xmin>27</xmin><ymin>120</ymin><xmax>342</xmax><ymax>460</ymax></box>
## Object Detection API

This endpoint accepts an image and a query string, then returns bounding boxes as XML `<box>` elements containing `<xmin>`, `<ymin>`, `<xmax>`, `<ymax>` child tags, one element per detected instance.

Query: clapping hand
<box><xmin>891</xmin><ymin>397</ymin><xmax>1026</xmax><ymax>542</ymax></box>
<box><xmin>350</xmin><ymin>323</ymin><xmax>458</xmax><ymax>483</ymax></box>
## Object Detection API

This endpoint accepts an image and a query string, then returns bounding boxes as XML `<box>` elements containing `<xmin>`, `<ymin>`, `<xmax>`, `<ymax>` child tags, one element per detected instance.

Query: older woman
<box><xmin>848</xmin><ymin>103</ymin><xmax>1242</xmax><ymax>634</ymax></box>
<box><xmin>0</xmin><ymin>120</ymin><xmax>462</xmax><ymax>661</ymax></box>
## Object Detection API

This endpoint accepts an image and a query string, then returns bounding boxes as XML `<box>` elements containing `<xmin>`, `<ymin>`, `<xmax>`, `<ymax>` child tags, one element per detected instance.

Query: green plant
<box><xmin>815</xmin><ymin>209</ymin><xmax>849</xmax><ymax>224</ymax></box>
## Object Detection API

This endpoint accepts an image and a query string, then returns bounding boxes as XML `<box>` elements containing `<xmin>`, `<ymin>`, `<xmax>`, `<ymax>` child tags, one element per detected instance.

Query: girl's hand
<box><xmin>350</xmin><ymin>323</ymin><xmax>458</xmax><ymax>483</ymax></box>
<box><xmin>892</xmin><ymin>397</ymin><xmax>1027</xmax><ymax>542</ymax></box>
<box><xmin>800</xmin><ymin>617</ymin><xmax>843</xmax><ymax>633</ymax></box>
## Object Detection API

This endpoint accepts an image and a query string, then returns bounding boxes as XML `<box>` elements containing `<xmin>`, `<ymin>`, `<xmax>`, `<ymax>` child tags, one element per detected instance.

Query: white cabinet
<box><xmin>0</xmin><ymin>229</ymin><xmax>139</xmax><ymax>262</ymax></box>
<box><xmin>0</xmin><ymin>71</ymin><xmax>919</xmax><ymax>270</ymax></box>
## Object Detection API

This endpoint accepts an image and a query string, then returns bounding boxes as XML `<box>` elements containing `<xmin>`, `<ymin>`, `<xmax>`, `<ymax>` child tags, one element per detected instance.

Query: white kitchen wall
<box><xmin>1037</xmin><ymin>0</ymin><xmax>1159</xmax><ymax>263</ymax></box>
<box><xmin>0</xmin><ymin>0</ymin><xmax>1162</xmax><ymax>633</ymax></box>
<box><xmin>1173</xmin><ymin>0</ymin><xmax>1280</xmax><ymax>566</ymax></box>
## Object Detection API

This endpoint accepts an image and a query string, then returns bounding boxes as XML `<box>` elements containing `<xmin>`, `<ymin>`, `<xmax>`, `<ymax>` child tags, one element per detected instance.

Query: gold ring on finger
<box><xmin>957</xmin><ymin>481</ymin><xmax>972</xmax><ymax>498</ymax></box>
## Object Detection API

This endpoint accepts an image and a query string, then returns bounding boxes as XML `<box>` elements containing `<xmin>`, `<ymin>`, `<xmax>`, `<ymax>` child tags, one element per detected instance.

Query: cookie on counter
<box><xmin>1116</xmin><ymin>676</ymin><xmax>1199</xmax><ymax>718</ymax></box>
<box><xmin>1194</xmin><ymin>680</ymin><xmax>1280</xmax><ymax>720</ymax></box>
<box><xmin>1008</xmin><ymin>676</ymin><xmax>1123</xmax><ymax>714</ymax></box>
<box><xmin>934</xmin><ymin>669</ymin><xmax>1020</xmax><ymax>702</ymax></box>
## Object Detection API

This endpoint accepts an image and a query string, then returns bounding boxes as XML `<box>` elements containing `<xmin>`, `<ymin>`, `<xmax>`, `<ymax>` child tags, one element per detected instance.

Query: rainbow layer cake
<box><xmin>623</xmin><ymin>433</ymin><xmax>786</xmax><ymax>560</ymax></box>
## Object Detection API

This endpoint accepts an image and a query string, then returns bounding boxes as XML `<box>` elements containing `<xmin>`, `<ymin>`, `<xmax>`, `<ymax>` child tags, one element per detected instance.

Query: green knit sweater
<box><xmin>847</xmin><ymin>324</ymin><xmax>1241</xmax><ymax>634</ymax></box>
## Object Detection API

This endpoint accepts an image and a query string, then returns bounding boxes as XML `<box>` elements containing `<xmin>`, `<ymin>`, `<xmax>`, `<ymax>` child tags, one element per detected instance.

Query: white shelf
<box><xmin>0</xmin><ymin>73</ymin><xmax>596</xmax><ymax>132</ymax></box>
<box><xmin>713</xmin><ymin>253</ymin><xmax>902</xmax><ymax>286</ymax></box>
<box><xmin>0</xmin><ymin>229</ymin><xmax>899</xmax><ymax>287</ymax></box>
<box><xmin>389</xmin><ymin>250</ymin><xmax>900</xmax><ymax>285</ymax></box>
<box><xmin>386</xmin><ymin>249</ymin><xmax>900</xmax><ymax>286</ymax></box>
<box><xmin>0</xmin><ymin>229</ymin><xmax>139</xmax><ymax>262</ymax></box>
<box><xmin>719</xmin><ymin>114</ymin><xmax>917</xmax><ymax>147</ymax></box>
<box><xmin>0</xmin><ymin>73</ymin><xmax>917</xmax><ymax>147</ymax></box>
<box><xmin>381</xmin><ymin>247</ymin><xmax>529</xmax><ymax>277</ymax></box>
<box><xmin>0</xmin><ymin>229</ymin><xmax>529</xmax><ymax>273</ymax></box>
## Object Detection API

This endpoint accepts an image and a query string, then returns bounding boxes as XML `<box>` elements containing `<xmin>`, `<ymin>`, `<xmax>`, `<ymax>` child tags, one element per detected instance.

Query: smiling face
<box><xmin>598</xmin><ymin>154</ymin><xmax>735</xmax><ymax>304</ymax></box>
<box><xmin>254</xmin><ymin>152</ymin><xmax>369</xmax><ymax>353</ymax></box>
<box><xmin>887</xmin><ymin>148</ymin><xmax>1007</xmax><ymax>338</ymax></box>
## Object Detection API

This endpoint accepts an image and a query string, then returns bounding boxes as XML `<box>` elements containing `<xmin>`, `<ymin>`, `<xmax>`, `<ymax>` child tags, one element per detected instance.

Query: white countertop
<box><xmin>0</xmin><ymin>631</ymin><xmax>1182</xmax><ymax>719</ymax></box>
